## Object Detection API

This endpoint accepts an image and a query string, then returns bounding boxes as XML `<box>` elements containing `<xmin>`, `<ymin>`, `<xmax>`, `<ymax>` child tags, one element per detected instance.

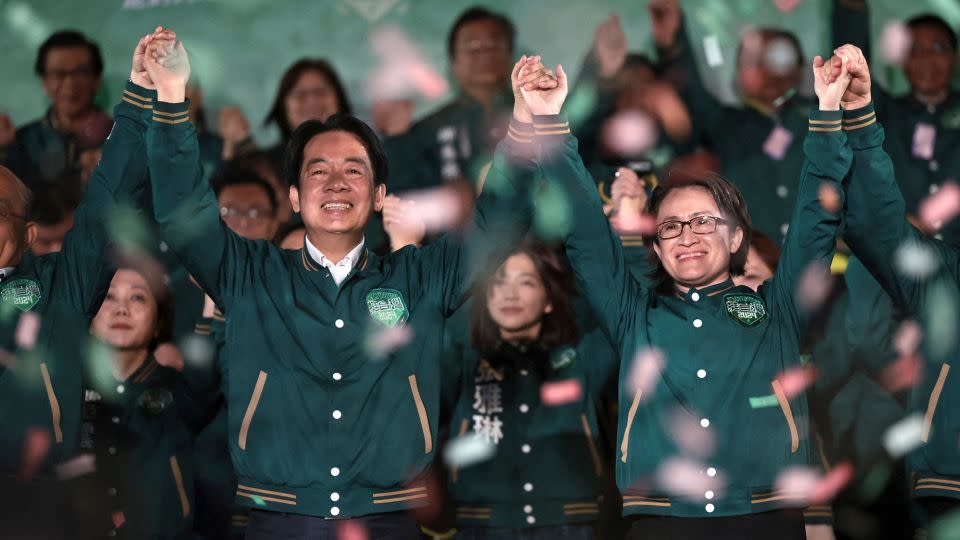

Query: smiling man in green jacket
<box><xmin>141</xmin><ymin>36</ymin><xmax>560</xmax><ymax>537</ymax></box>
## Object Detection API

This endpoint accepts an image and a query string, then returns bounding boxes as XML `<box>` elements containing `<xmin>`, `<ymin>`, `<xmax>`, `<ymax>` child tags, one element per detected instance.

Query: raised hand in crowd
<box><xmin>144</xmin><ymin>34</ymin><xmax>191</xmax><ymax>102</ymax></box>
<box><xmin>593</xmin><ymin>14</ymin><xmax>628</xmax><ymax>78</ymax></box>
<box><xmin>515</xmin><ymin>55</ymin><xmax>566</xmax><ymax>117</ymax></box>
<box><xmin>607</xmin><ymin>166</ymin><xmax>651</xmax><ymax>233</ymax></box>
<box><xmin>372</xmin><ymin>98</ymin><xmax>414</xmax><ymax>136</ymax></box>
<box><xmin>381</xmin><ymin>194</ymin><xmax>427</xmax><ymax>251</ymax></box>
<box><xmin>130</xmin><ymin>26</ymin><xmax>176</xmax><ymax>89</ymax></box>
<box><xmin>830</xmin><ymin>44</ymin><xmax>872</xmax><ymax>111</ymax></box>
<box><xmin>218</xmin><ymin>105</ymin><xmax>252</xmax><ymax>159</ymax></box>
<box><xmin>510</xmin><ymin>54</ymin><xmax>556</xmax><ymax>122</ymax></box>
<box><xmin>812</xmin><ymin>45</ymin><xmax>855</xmax><ymax>110</ymax></box>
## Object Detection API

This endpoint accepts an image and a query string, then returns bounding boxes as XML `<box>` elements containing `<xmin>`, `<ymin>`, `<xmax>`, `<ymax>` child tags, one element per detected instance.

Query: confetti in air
<box><xmin>880</xmin><ymin>21</ymin><xmax>912</xmax><ymax>65</ymax></box>
<box><xmin>656</xmin><ymin>457</ymin><xmax>726</xmax><ymax>502</ymax></box>
<box><xmin>775</xmin><ymin>364</ymin><xmax>818</xmax><ymax>400</ymax></box>
<box><xmin>540</xmin><ymin>379</ymin><xmax>583</xmax><ymax>406</ymax></box>
<box><xmin>179</xmin><ymin>334</ymin><xmax>216</xmax><ymax>369</ymax></box>
<box><xmin>627</xmin><ymin>346</ymin><xmax>665</xmax><ymax>398</ymax></box>
<box><xmin>796</xmin><ymin>262</ymin><xmax>833</xmax><ymax>313</ymax></box>
<box><xmin>894</xmin><ymin>239</ymin><xmax>940</xmax><ymax>278</ymax></box>
<box><xmin>55</xmin><ymin>453</ymin><xmax>97</xmax><ymax>480</ymax></box>
<box><xmin>775</xmin><ymin>462</ymin><xmax>852</xmax><ymax>505</ymax></box>
<box><xmin>601</xmin><ymin>111</ymin><xmax>660</xmax><ymax>158</ymax></box>
<box><xmin>364</xmin><ymin>324</ymin><xmax>414</xmax><ymax>360</ymax></box>
<box><xmin>337</xmin><ymin>520</ymin><xmax>370</xmax><ymax>540</ymax></box>
<box><xmin>920</xmin><ymin>181</ymin><xmax>960</xmax><ymax>232</ymax></box>
<box><xmin>443</xmin><ymin>433</ymin><xmax>496</xmax><ymax>469</ymax></box>
<box><xmin>774</xmin><ymin>0</ymin><xmax>803</xmax><ymax>13</ymax></box>
<box><xmin>883</xmin><ymin>413</ymin><xmax>925</xmax><ymax>458</ymax></box>
<box><xmin>893</xmin><ymin>320</ymin><xmax>923</xmax><ymax>356</ymax></box>
<box><xmin>18</xmin><ymin>427</ymin><xmax>51</xmax><ymax>481</ymax></box>
<box><xmin>366</xmin><ymin>25</ymin><xmax>448</xmax><ymax>101</ymax></box>
<box><xmin>665</xmin><ymin>408</ymin><xmax>716</xmax><ymax>458</ymax></box>
<box><xmin>14</xmin><ymin>311</ymin><xmax>40</xmax><ymax>351</ymax></box>
<box><xmin>818</xmin><ymin>182</ymin><xmax>841</xmax><ymax>214</ymax></box>
<box><xmin>764</xmin><ymin>37</ymin><xmax>799</xmax><ymax>75</ymax></box>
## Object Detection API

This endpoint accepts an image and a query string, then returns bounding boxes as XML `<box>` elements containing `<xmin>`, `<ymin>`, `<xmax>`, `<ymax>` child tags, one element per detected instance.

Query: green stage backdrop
<box><xmin>1</xmin><ymin>0</ymin><xmax>958</xmax><ymax>145</ymax></box>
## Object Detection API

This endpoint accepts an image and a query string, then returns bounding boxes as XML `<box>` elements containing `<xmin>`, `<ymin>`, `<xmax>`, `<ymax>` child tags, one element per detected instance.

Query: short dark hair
<box><xmin>645</xmin><ymin>172</ymin><xmax>752</xmax><ymax>292</ymax></box>
<box><xmin>28</xmin><ymin>182</ymin><xmax>81</xmax><ymax>225</ymax></box>
<box><xmin>35</xmin><ymin>30</ymin><xmax>103</xmax><ymax>77</ymax></box>
<box><xmin>447</xmin><ymin>6</ymin><xmax>516</xmax><ymax>60</ymax></box>
<box><xmin>264</xmin><ymin>58</ymin><xmax>352</xmax><ymax>140</ymax></box>
<box><xmin>283</xmin><ymin>114</ymin><xmax>388</xmax><ymax>189</ymax></box>
<box><xmin>470</xmin><ymin>239</ymin><xmax>580</xmax><ymax>352</ymax></box>
<box><xmin>907</xmin><ymin>14</ymin><xmax>958</xmax><ymax>52</ymax></box>
<box><xmin>211</xmin><ymin>165</ymin><xmax>278</xmax><ymax>215</ymax></box>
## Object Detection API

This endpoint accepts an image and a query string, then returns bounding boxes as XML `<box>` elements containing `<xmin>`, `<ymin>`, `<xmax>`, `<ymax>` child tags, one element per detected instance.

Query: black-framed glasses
<box><xmin>220</xmin><ymin>206</ymin><xmax>273</xmax><ymax>222</ymax></box>
<box><xmin>656</xmin><ymin>215</ymin><xmax>727</xmax><ymax>240</ymax></box>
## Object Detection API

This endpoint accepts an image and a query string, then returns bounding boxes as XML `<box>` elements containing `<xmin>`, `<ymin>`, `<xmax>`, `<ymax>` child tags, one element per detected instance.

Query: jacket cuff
<box><xmin>151</xmin><ymin>99</ymin><xmax>192</xmax><ymax>126</ymax></box>
<box><xmin>533</xmin><ymin>115</ymin><xmax>571</xmax><ymax>141</ymax></box>
<box><xmin>118</xmin><ymin>81</ymin><xmax>157</xmax><ymax>120</ymax></box>
<box><xmin>841</xmin><ymin>102</ymin><xmax>882</xmax><ymax>150</ymax></box>
<box><xmin>804</xmin><ymin>109</ymin><xmax>851</xmax><ymax>180</ymax></box>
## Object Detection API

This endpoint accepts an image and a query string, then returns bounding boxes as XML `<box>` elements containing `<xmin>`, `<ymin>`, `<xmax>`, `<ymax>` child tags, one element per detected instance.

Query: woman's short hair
<box><xmin>470</xmin><ymin>239</ymin><xmax>580</xmax><ymax>352</ymax></box>
<box><xmin>645</xmin><ymin>172</ymin><xmax>752</xmax><ymax>291</ymax></box>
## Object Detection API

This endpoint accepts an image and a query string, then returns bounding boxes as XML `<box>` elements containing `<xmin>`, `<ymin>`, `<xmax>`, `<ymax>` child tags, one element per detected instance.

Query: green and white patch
<box><xmin>550</xmin><ymin>347</ymin><xmax>577</xmax><ymax>370</ymax></box>
<box><xmin>723</xmin><ymin>293</ymin><xmax>767</xmax><ymax>327</ymax></box>
<box><xmin>365</xmin><ymin>288</ymin><xmax>409</xmax><ymax>328</ymax></box>
<box><xmin>1</xmin><ymin>278</ymin><xmax>41</xmax><ymax>313</ymax></box>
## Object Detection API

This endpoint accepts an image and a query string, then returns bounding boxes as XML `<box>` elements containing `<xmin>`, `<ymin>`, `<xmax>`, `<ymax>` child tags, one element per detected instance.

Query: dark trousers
<box><xmin>246</xmin><ymin>510</ymin><xmax>420</xmax><ymax>540</ymax></box>
<box><xmin>627</xmin><ymin>509</ymin><xmax>806</xmax><ymax>540</ymax></box>
<box><xmin>456</xmin><ymin>524</ymin><xmax>594</xmax><ymax>540</ymax></box>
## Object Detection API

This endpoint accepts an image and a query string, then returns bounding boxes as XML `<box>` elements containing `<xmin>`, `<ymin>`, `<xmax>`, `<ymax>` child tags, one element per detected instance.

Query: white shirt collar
<box><xmin>304</xmin><ymin>235</ymin><xmax>365</xmax><ymax>286</ymax></box>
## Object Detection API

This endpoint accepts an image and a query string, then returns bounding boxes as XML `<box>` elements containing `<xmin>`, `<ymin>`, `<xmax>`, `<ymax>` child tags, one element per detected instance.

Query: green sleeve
<box><xmin>656</xmin><ymin>16</ymin><xmax>725</xmax><ymax>149</ymax></box>
<box><xmin>538</xmin><ymin>116</ymin><xmax>644</xmax><ymax>346</ymax></box>
<box><xmin>146</xmin><ymin>100</ymin><xmax>249</xmax><ymax>310</ymax></box>
<box><xmin>567</xmin><ymin>52</ymin><xmax>618</xmax><ymax>170</ymax></box>
<box><xmin>406</xmin><ymin>118</ymin><xmax>538</xmax><ymax>315</ymax></box>
<box><xmin>830</xmin><ymin>1</ymin><xmax>892</xmax><ymax>111</ymax></box>
<box><xmin>55</xmin><ymin>81</ymin><xmax>154</xmax><ymax>316</ymax></box>
<box><xmin>580</xmin><ymin>326</ymin><xmax>620</xmax><ymax>397</ymax></box>
<box><xmin>841</xmin><ymin>103</ymin><xmax>960</xmax><ymax>312</ymax></box>
<box><xmin>831</xmin><ymin>0</ymin><xmax>871</xmax><ymax>62</ymax></box>
<box><xmin>767</xmin><ymin>109</ymin><xmax>851</xmax><ymax>339</ymax></box>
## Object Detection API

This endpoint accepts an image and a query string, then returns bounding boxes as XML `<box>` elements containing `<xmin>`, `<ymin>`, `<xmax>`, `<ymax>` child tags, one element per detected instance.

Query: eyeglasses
<box><xmin>458</xmin><ymin>39</ymin><xmax>509</xmax><ymax>56</ymax></box>
<box><xmin>656</xmin><ymin>216</ymin><xmax>727</xmax><ymax>240</ymax></box>
<box><xmin>43</xmin><ymin>66</ymin><xmax>96</xmax><ymax>82</ymax></box>
<box><xmin>220</xmin><ymin>206</ymin><xmax>273</xmax><ymax>222</ymax></box>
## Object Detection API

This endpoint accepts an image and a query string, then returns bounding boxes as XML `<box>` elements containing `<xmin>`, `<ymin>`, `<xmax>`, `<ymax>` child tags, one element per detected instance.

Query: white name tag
<box><xmin>763</xmin><ymin>125</ymin><xmax>794</xmax><ymax>161</ymax></box>
<box><xmin>912</xmin><ymin>122</ymin><xmax>936</xmax><ymax>159</ymax></box>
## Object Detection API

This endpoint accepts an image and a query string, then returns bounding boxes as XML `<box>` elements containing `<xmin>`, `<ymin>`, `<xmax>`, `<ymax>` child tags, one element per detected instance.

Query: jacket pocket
<box><xmin>39</xmin><ymin>363</ymin><xmax>62</xmax><ymax>443</ymax></box>
<box><xmin>772</xmin><ymin>380</ymin><xmax>799</xmax><ymax>454</ymax></box>
<box><xmin>922</xmin><ymin>363</ymin><xmax>950</xmax><ymax>443</ymax></box>
<box><xmin>238</xmin><ymin>371</ymin><xmax>268</xmax><ymax>450</ymax></box>
<box><xmin>408</xmin><ymin>375</ymin><xmax>433</xmax><ymax>454</ymax></box>
<box><xmin>620</xmin><ymin>390</ymin><xmax>643</xmax><ymax>463</ymax></box>
<box><xmin>169</xmin><ymin>455</ymin><xmax>191</xmax><ymax>517</ymax></box>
